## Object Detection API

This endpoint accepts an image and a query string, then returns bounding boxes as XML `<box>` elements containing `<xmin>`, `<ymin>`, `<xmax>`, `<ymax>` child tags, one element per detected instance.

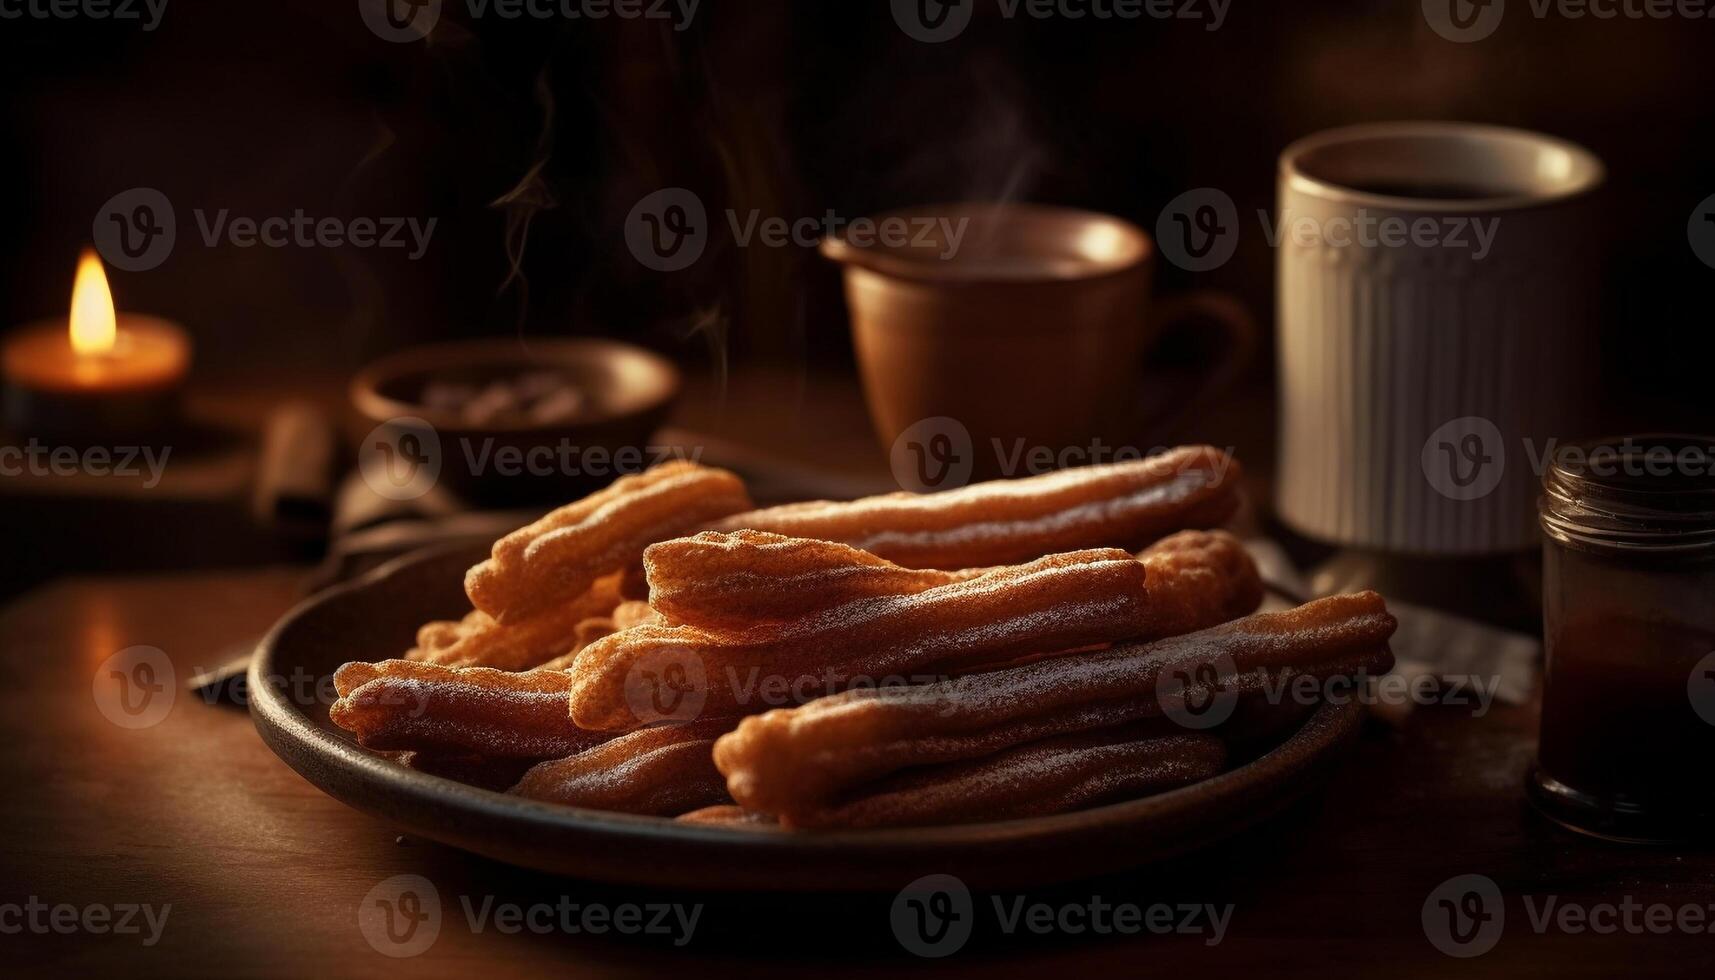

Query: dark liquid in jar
<box><xmin>1539</xmin><ymin>611</ymin><xmax>1715</xmax><ymax>808</ymax></box>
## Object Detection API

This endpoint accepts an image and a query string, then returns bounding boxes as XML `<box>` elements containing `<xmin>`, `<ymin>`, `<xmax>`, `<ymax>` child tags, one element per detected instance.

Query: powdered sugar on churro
<box><xmin>713</xmin><ymin>446</ymin><xmax>1241</xmax><ymax>569</ymax></box>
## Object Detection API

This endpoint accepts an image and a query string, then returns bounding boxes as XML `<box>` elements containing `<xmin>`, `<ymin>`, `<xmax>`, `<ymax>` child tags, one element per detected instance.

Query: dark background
<box><xmin>1</xmin><ymin>0</ymin><xmax>1711</xmax><ymax>423</ymax></box>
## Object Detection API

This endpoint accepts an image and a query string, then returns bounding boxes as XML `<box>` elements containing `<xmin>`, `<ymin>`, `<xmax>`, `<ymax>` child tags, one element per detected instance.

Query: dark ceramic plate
<box><xmin>251</xmin><ymin>542</ymin><xmax>1365</xmax><ymax>891</ymax></box>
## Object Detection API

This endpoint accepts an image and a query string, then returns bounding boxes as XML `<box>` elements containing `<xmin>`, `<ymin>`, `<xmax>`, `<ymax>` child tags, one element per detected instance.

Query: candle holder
<box><xmin>1</xmin><ymin>251</ymin><xmax>191</xmax><ymax>445</ymax></box>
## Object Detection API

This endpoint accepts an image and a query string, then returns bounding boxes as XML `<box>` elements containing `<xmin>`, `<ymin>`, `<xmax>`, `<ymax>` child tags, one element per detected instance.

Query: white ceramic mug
<box><xmin>1275</xmin><ymin>122</ymin><xmax>1605</xmax><ymax>554</ymax></box>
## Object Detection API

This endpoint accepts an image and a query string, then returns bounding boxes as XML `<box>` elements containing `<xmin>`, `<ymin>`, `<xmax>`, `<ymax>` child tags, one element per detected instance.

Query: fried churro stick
<box><xmin>1135</xmin><ymin>529</ymin><xmax>1263</xmax><ymax>639</ymax></box>
<box><xmin>330</xmin><ymin>660</ymin><xmax>606</xmax><ymax>759</ymax></box>
<box><xmin>612</xmin><ymin>599</ymin><xmax>663</xmax><ymax>629</ymax></box>
<box><xmin>567</xmin><ymin>549</ymin><xmax>1151</xmax><ymax>731</ymax></box>
<box><xmin>534</xmin><ymin>601</ymin><xmax>664</xmax><ymax>672</ymax></box>
<box><xmin>466</xmin><ymin>462</ymin><xmax>752</xmax><ymax>624</ymax></box>
<box><xmin>398</xmin><ymin>753</ymin><xmax>541</xmax><ymax>792</ymax></box>
<box><xmin>675</xmin><ymin>805</ymin><xmax>778</xmax><ymax>828</ymax></box>
<box><xmin>713</xmin><ymin>445</ymin><xmax>1240</xmax><ymax>569</ymax></box>
<box><xmin>407</xmin><ymin>572</ymin><xmax>624</xmax><ymax>670</ymax></box>
<box><xmin>963</xmin><ymin>529</ymin><xmax>1265</xmax><ymax>673</ymax></box>
<box><xmin>713</xmin><ymin>592</ymin><xmax>1396</xmax><ymax>818</ymax></box>
<box><xmin>508</xmin><ymin>720</ymin><xmax>734</xmax><ymax>815</ymax></box>
<box><xmin>786</xmin><ymin>731</ymin><xmax>1227</xmax><ymax>829</ymax></box>
<box><xmin>643</xmin><ymin>530</ymin><xmax>987</xmax><ymax>632</ymax></box>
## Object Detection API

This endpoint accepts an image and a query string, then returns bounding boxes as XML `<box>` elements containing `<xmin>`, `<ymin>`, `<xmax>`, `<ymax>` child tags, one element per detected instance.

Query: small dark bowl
<box><xmin>349</xmin><ymin>338</ymin><xmax>680</xmax><ymax>507</ymax></box>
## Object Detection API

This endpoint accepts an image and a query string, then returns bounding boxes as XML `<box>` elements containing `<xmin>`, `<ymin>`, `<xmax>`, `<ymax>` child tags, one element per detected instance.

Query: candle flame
<box><xmin>70</xmin><ymin>249</ymin><xmax>117</xmax><ymax>356</ymax></box>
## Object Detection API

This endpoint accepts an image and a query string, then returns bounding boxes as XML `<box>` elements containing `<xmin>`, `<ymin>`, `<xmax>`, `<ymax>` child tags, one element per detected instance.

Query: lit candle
<box><xmin>2</xmin><ymin>250</ymin><xmax>191</xmax><ymax>439</ymax></box>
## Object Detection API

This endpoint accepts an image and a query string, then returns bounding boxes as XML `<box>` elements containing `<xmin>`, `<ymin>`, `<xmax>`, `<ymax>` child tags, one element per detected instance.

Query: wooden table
<box><xmin>3</xmin><ymin>565</ymin><xmax>1712</xmax><ymax>978</ymax></box>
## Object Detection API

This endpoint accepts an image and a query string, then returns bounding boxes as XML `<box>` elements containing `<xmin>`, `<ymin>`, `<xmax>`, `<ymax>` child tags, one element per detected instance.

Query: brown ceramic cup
<box><xmin>822</xmin><ymin>203</ymin><xmax>1254</xmax><ymax>487</ymax></box>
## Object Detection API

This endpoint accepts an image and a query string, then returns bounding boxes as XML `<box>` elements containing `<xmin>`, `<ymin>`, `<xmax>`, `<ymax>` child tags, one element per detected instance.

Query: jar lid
<box><xmin>1540</xmin><ymin>434</ymin><xmax>1715</xmax><ymax>554</ymax></box>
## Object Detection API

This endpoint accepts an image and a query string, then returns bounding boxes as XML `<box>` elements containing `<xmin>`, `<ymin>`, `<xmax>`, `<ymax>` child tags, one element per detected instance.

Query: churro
<box><xmin>567</xmin><ymin>548</ymin><xmax>1151</xmax><ymax>730</ymax></box>
<box><xmin>643</xmin><ymin>530</ymin><xmax>986</xmax><ymax>632</ymax></box>
<box><xmin>330</xmin><ymin>660</ymin><xmax>606</xmax><ymax>759</ymax></box>
<box><xmin>398</xmin><ymin>752</ymin><xmax>541</xmax><ymax>792</ymax></box>
<box><xmin>786</xmin><ymin>730</ymin><xmax>1227</xmax><ymax>829</ymax></box>
<box><xmin>675</xmin><ymin>805</ymin><xmax>778</xmax><ymax>827</ymax></box>
<box><xmin>508</xmin><ymin>720</ymin><xmax>734</xmax><ymax>815</ymax></box>
<box><xmin>1134</xmin><ymin>529</ymin><xmax>1263</xmax><ymax>639</ymax></box>
<box><xmin>406</xmin><ymin>572</ymin><xmax>624</xmax><ymax>670</ymax></box>
<box><xmin>713</xmin><ymin>445</ymin><xmax>1240</xmax><ymax>569</ymax></box>
<box><xmin>466</xmin><ymin>462</ymin><xmax>752</xmax><ymax>623</ymax></box>
<box><xmin>713</xmin><ymin>592</ymin><xmax>1396</xmax><ymax>819</ymax></box>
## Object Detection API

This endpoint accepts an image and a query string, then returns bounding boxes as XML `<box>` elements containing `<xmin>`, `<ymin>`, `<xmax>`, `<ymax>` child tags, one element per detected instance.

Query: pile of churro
<box><xmin>330</xmin><ymin>449</ymin><xmax>1397</xmax><ymax>829</ymax></box>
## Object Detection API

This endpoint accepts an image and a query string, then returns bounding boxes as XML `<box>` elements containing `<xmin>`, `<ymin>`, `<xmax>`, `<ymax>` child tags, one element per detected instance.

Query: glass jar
<box><xmin>1530</xmin><ymin>435</ymin><xmax>1715</xmax><ymax>842</ymax></box>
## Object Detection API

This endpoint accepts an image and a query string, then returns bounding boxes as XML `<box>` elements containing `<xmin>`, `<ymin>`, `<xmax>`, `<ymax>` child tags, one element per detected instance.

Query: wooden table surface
<box><xmin>3</xmin><ymin>564</ymin><xmax>1712</xmax><ymax>978</ymax></box>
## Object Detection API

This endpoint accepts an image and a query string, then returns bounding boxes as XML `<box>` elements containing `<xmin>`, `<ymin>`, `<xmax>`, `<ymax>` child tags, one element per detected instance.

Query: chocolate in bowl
<box><xmin>349</xmin><ymin>338</ymin><xmax>680</xmax><ymax>507</ymax></box>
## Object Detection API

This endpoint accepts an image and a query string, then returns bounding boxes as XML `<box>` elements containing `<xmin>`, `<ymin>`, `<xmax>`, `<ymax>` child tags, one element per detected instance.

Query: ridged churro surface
<box><xmin>568</xmin><ymin>548</ymin><xmax>1151</xmax><ymax>730</ymax></box>
<box><xmin>714</xmin><ymin>446</ymin><xmax>1241</xmax><ymax>569</ymax></box>
<box><xmin>330</xmin><ymin>660</ymin><xmax>607</xmax><ymax>759</ymax></box>
<box><xmin>644</xmin><ymin>530</ymin><xmax>986</xmax><ymax>631</ymax></box>
<box><xmin>713</xmin><ymin>592</ymin><xmax>1396</xmax><ymax>818</ymax></box>
<box><xmin>788</xmin><ymin>731</ymin><xmax>1227</xmax><ymax>829</ymax></box>
<box><xmin>466</xmin><ymin>462</ymin><xmax>751</xmax><ymax>623</ymax></box>
<box><xmin>508</xmin><ymin>720</ymin><xmax>734</xmax><ymax>815</ymax></box>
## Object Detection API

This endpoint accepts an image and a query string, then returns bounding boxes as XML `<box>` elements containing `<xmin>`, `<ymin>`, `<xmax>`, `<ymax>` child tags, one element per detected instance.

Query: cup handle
<box><xmin>1135</xmin><ymin>291</ymin><xmax>1258</xmax><ymax>442</ymax></box>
